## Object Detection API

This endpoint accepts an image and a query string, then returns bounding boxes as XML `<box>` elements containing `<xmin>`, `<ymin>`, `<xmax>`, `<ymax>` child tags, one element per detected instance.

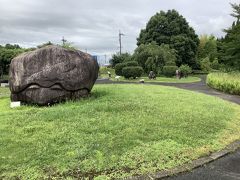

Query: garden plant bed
<box><xmin>207</xmin><ymin>72</ymin><xmax>240</xmax><ymax>96</ymax></box>
<box><xmin>0</xmin><ymin>84</ymin><xmax>240</xmax><ymax>179</ymax></box>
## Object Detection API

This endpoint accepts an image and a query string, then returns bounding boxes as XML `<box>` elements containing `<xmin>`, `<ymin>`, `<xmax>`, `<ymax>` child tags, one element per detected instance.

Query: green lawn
<box><xmin>0</xmin><ymin>87</ymin><xmax>10</xmax><ymax>98</ymax></box>
<box><xmin>0</xmin><ymin>85</ymin><xmax>240</xmax><ymax>179</ymax></box>
<box><xmin>99</xmin><ymin>67</ymin><xmax>201</xmax><ymax>83</ymax></box>
<box><xmin>111</xmin><ymin>76</ymin><xmax>201</xmax><ymax>83</ymax></box>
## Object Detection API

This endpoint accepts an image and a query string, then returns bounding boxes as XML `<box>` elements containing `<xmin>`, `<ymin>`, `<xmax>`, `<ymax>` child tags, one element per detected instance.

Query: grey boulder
<box><xmin>9</xmin><ymin>45</ymin><xmax>99</xmax><ymax>105</ymax></box>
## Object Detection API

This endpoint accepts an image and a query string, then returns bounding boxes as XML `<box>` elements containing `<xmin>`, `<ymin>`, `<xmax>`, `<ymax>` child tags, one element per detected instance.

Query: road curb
<box><xmin>126</xmin><ymin>140</ymin><xmax>240</xmax><ymax>180</ymax></box>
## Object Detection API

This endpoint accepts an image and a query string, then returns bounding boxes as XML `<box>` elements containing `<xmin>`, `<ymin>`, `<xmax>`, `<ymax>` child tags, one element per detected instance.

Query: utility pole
<box><xmin>119</xmin><ymin>30</ymin><xmax>124</xmax><ymax>55</ymax></box>
<box><xmin>61</xmin><ymin>36</ymin><xmax>67</xmax><ymax>45</ymax></box>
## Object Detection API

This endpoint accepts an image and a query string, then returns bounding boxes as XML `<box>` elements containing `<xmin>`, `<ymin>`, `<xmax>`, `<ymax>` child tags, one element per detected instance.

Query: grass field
<box><xmin>0</xmin><ymin>85</ymin><xmax>240</xmax><ymax>179</ymax></box>
<box><xmin>0</xmin><ymin>87</ymin><xmax>10</xmax><ymax>98</ymax></box>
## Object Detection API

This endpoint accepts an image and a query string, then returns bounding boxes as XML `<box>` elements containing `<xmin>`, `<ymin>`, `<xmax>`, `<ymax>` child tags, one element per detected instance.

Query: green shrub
<box><xmin>162</xmin><ymin>66</ymin><xmax>178</xmax><ymax>77</ymax></box>
<box><xmin>124</xmin><ymin>61</ymin><xmax>138</xmax><ymax>67</ymax></box>
<box><xmin>207</xmin><ymin>72</ymin><xmax>240</xmax><ymax>95</ymax></box>
<box><xmin>200</xmin><ymin>57</ymin><xmax>211</xmax><ymax>72</ymax></box>
<box><xmin>115</xmin><ymin>63</ymin><xmax>127</xmax><ymax>76</ymax></box>
<box><xmin>133</xmin><ymin>43</ymin><xmax>177</xmax><ymax>73</ymax></box>
<box><xmin>210</xmin><ymin>59</ymin><xmax>221</xmax><ymax>70</ymax></box>
<box><xmin>122</xmin><ymin>66</ymin><xmax>144</xmax><ymax>79</ymax></box>
<box><xmin>179</xmin><ymin>65</ymin><xmax>192</xmax><ymax>77</ymax></box>
<box><xmin>110</xmin><ymin>53</ymin><xmax>132</xmax><ymax>67</ymax></box>
<box><xmin>115</xmin><ymin>61</ymin><xmax>138</xmax><ymax>76</ymax></box>
<box><xmin>0</xmin><ymin>46</ymin><xmax>26</xmax><ymax>74</ymax></box>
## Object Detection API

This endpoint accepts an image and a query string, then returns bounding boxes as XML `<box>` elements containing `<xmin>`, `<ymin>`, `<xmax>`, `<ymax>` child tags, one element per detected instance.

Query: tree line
<box><xmin>0</xmin><ymin>41</ymin><xmax>76</xmax><ymax>78</ymax></box>
<box><xmin>111</xmin><ymin>3</ymin><xmax>240</xmax><ymax>76</ymax></box>
<box><xmin>1</xmin><ymin>3</ymin><xmax>239</xmax><ymax>78</ymax></box>
<box><xmin>0</xmin><ymin>44</ymin><xmax>27</xmax><ymax>77</ymax></box>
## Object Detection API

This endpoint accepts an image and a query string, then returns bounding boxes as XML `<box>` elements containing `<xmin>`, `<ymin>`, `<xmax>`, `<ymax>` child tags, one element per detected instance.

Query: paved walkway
<box><xmin>96</xmin><ymin>77</ymin><xmax>240</xmax><ymax>180</ymax></box>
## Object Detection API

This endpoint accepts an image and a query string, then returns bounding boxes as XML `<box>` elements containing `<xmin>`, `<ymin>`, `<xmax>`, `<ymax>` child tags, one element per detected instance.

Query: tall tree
<box><xmin>0</xmin><ymin>44</ymin><xmax>25</xmax><ymax>75</ymax></box>
<box><xmin>197</xmin><ymin>35</ymin><xmax>218</xmax><ymax>61</ymax></box>
<box><xmin>0</xmin><ymin>44</ymin><xmax>36</xmax><ymax>76</ymax></box>
<box><xmin>132</xmin><ymin>42</ymin><xmax>176</xmax><ymax>74</ymax></box>
<box><xmin>137</xmin><ymin>9</ymin><xmax>199</xmax><ymax>68</ymax></box>
<box><xmin>220</xmin><ymin>3</ymin><xmax>240</xmax><ymax>70</ymax></box>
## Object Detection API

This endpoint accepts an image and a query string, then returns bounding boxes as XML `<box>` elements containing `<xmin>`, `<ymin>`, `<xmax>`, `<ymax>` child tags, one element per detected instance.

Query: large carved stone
<box><xmin>9</xmin><ymin>45</ymin><xmax>99</xmax><ymax>105</ymax></box>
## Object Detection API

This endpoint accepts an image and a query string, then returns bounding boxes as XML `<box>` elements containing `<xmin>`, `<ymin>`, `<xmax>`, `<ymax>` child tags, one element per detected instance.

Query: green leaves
<box><xmin>197</xmin><ymin>35</ymin><xmax>218</xmax><ymax>62</ymax></box>
<box><xmin>132</xmin><ymin>43</ymin><xmax>176</xmax><ymax>74</ymax></box>
<box><xmin>110</xmin><ymin>53</ymin><xmax>132</xmax><ymax>67</ymax></box>
<box><xmin>219</xmin><ymin>3</ymin><xmax>240</xmax><ymax>70</ymax></box>
<box><xmin>179</xmin><ymin>65</ymin><xmax>192</xmax><ymax>77</ymax></box>
<box><xmin>0</xmin><ymin>44</ymin><xmax>26</xmax><ymax>75</ymax></box>
<box><xmin>122</xmin><ymin>66</ymin><xmax>144</xmax><ymax>79</ymax></box>
<box><xmin>137</xmin><ymin>9</ymin><xmax>199</xmax><ymax>68</ymax></box>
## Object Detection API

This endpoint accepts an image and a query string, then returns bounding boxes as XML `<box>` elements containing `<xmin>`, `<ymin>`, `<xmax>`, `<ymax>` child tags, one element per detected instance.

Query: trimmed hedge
<box><xmin>115</xmin><ymin>61</ymin><xmax>138</xmax><ymax>76</ymax></box>
<box><xmin>115</xmin><ymin>63</ymin><xmax>126</xmax><ymax>76</ymax></box>
<box><xmin>122</xmin><ymin>66</ymin><xmax>143</xmax><ymax>79</ymax></box>
<box><xmin>162</xmin><ymin>66</ymin><xmax>178</xmax><ymax>77</ymax></box>
<box><xmin>125</xmin><ymin>61</ymin><xmax>138</xmax><ymax>67</ymax></box>
<box><xmin>207</xmin><ymin>72</ymin><xmax>240</xmax><ymax>95</ymax></box>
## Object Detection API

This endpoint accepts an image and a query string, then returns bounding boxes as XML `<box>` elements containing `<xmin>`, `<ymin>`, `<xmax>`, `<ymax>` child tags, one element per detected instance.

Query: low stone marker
<box><xmin>10</xmin><ymin>101</ymin><xmax>21</xmax><ymax>108</ymax></box>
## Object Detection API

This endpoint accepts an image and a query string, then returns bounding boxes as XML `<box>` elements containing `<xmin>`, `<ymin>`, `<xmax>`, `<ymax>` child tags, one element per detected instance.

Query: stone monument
<box><xmin>9</xmin><ymin>45</ymin><xmax>99</xmax><ymax>105</ymax></box>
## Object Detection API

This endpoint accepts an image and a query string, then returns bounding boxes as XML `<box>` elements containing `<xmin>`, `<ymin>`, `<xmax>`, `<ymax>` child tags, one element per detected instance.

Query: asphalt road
<box><xmin>164</xmin><ymin>149</ymin><xmax>240</xmax><ymax>180</ymax></box>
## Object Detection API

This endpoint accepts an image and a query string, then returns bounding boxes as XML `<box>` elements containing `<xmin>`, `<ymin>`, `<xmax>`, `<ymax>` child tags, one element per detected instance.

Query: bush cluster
<box><xmin>132</xmin><ymin>42</ymin><xmax>177</xmax><ymax>74</ymax></box>
<box><xmin>115</xmin><ymin>61</ymin><xmax>138</xmax><ymax>76</ymax></box>
<box><xmin>179</xmin><ymin>65</ymin><xmax>192</xmax><ymax>77</ymax></box>
<box><xmin>162</xmin><ymin>66</ymin><xmax>178</xmax><ymax>77</ymax></box>
<box><xmin>122</xmin><ymin>66</ymin><xmax>144</xmax><ymax>79</ymax></box>
<box><xmin>115</xmin><ymin>63</ymin><xmax>126</xmax><ymax>76</ymax></box>
<box><xmin>0</xmin><ymin>45</ymin><xmax>25</xmax><ymax>75</ymax></box>
<box><xmin>110</xmin><ymin>53</ymin><xmax>132</xmax><ymax>67</ymax></box>
<box><xmin>207</xmin><ymin>72</ymin><xmax>240</xmax><ymax>95</ymax></box>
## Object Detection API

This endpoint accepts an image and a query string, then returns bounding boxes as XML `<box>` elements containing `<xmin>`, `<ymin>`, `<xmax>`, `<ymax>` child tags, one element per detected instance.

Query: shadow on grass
<box><xmin>13</xmin><ymin>89</ymin><xmax>110</xmax><ymax>109</ymax></box>
<box><xmin>90</xmin><ymin>89</ymin><xmax>109</xmax><ymax>99</ymax></box>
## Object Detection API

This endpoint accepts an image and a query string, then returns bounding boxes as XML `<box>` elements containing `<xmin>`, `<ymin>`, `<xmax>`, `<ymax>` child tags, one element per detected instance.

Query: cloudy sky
<box><xmin>0</xmin><ymin>0</ymin><xmax>238</xmax><ymax>55</ymax></box>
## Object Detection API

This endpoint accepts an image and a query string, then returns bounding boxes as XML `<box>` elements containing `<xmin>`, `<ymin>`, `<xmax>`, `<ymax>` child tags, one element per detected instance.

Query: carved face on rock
<box><xmin>9</xmin><ymin>45</ymin><xmax>99</xmax><ymax>105</ymax></box>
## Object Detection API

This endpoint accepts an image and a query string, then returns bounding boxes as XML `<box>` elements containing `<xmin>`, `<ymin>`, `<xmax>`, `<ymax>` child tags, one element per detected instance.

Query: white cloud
<box><xmin>0</xmin><ymin>0</ymin><xmax>238</xmax><ymax>54</ymax></box>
